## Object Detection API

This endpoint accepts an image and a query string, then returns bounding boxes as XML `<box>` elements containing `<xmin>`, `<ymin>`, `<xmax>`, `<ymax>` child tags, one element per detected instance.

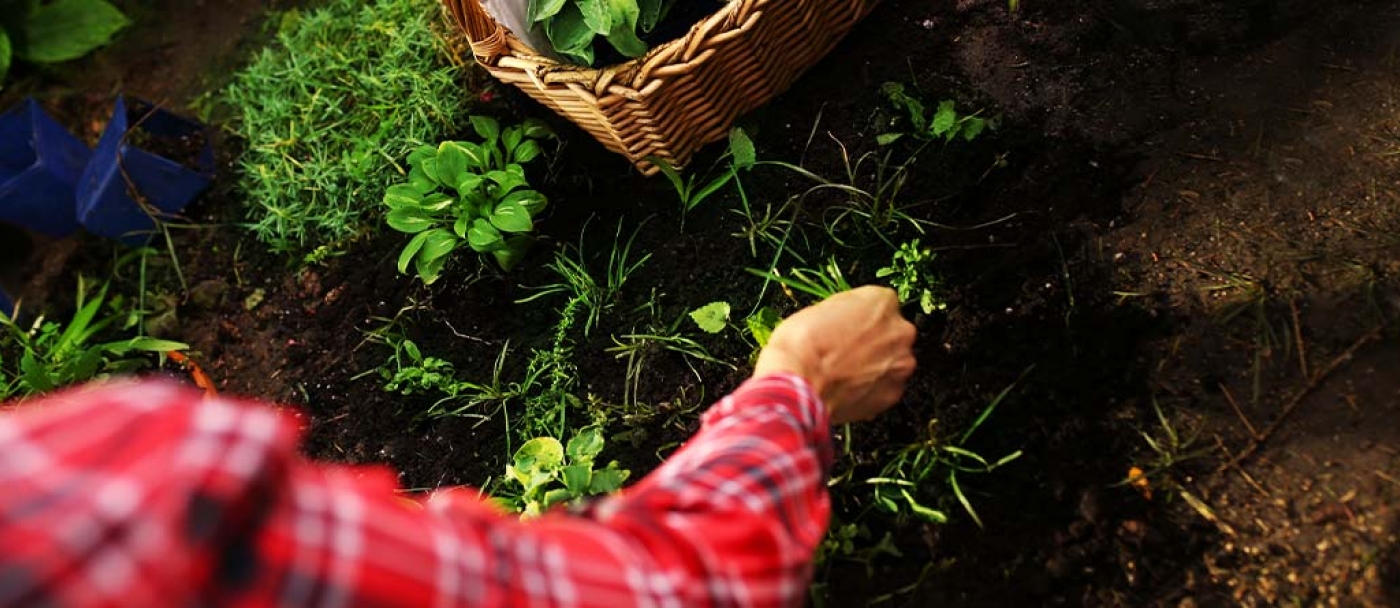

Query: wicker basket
<box><xmin>442</xmin><ymin>0</ymin><xmax>879</xmax><ymax>174</ymax></box>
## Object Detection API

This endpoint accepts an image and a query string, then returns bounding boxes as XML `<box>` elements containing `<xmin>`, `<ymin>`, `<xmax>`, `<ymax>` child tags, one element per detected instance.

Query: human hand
<box><xmin>752</xmin><ymin>286</ymin><xmax>917</xmax><ymax>424</ymax></box>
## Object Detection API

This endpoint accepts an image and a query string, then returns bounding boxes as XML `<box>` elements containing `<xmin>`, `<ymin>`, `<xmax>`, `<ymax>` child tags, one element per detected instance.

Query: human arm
<box><xmin>0</xmin><ymin>287</ymin><xmax>914</xmax><ymax>607</ymax></box>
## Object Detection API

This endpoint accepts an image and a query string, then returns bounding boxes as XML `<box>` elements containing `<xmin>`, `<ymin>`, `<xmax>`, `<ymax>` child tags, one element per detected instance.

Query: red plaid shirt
<box><xmin>0</xmin><ymin>374</ymin><xmax>832</xmax><ymax>607</ymax></box>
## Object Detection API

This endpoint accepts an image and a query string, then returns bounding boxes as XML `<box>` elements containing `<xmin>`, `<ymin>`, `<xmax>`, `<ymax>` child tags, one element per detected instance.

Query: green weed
<box><xmin>364</xmin><ymin>324</ymin><xmax>525</xmax><ymax>422</ymax></box>
<box><xmin>866</xmin><ymin>372</ymin><xmax>1028</xmax><ymax>527</ymax></box>
<box><xmin>0</xmin><ymin>277</ymin><xmax>187</xmax><ymax>399</ymax></box>
<box><xmin>518</xmin><ymin>221</ymin><xmax>652</xmax><ymax>336</ymax></box>
<box><xmin>877</xmin><ymin>239</ymin><xmax>948</xmax><ymax>314</ymax></box>
<box><xmin>495</xmin><ymin>426</ymin><xmax>631</xmax><ymax>516</ymax></box>
<box><xmin>225</xmin><ymin>0</ymin><xmax>469</xmax><ymax>253</ymax></box>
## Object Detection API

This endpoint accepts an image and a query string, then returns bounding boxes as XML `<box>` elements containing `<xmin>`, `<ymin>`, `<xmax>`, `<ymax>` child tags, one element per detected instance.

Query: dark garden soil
<box><xmin>4</xmin><ymin>0</ymin><xmax>1400</xmax><ymax>606</ymax></box>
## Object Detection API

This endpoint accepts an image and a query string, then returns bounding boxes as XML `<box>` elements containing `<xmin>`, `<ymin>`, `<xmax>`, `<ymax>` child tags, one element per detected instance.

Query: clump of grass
<box><xmin>224</xmin><ymin>0</ymin><xmax>470</xmax><ymax>254</ymax></box>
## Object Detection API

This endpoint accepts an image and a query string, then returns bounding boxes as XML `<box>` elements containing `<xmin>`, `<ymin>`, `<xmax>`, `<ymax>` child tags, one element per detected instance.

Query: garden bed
<box><xmin>3</xmin><ymin>0</ymin><xmax>1399</xmax><ymax>605</ymax></box>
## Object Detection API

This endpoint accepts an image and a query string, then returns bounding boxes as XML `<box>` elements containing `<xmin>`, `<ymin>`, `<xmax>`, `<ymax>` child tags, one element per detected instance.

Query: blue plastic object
<box><xmin>0</xmin><ymin>98</ymin><xmax>90</xmax><ymax>237</ymax></box>
<box><xmin>0</xmin><ymin>287</ymin><xmax>11</xmax><ymax>317</ymax></box>
<box><xmin>77</xmin><ymin>97</ymin><xmax>214</xmax><ymax>245</ymax></box>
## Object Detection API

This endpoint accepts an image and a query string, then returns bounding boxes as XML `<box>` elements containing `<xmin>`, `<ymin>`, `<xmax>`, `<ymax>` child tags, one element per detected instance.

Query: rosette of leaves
<box><xmin>878</xmin><ymin>82</ymin><xmax>987</xmax><ymax>146</ymax></box>
<box><xmin>529</xmin><ymin>0</ymin><xmax>673</xmax><ymax>66</ymax></box>
<box><xmin>384</xmin><ymin>117</ymin><xmax>553</xmax><ymax>283</ymax></box>
<box><xmin>501</xmin><ymin>426</ymin><xmax>631</xmax><ymax>517</ymax></box>
<box><xmin>0</xmin><ymin>0</ymin><xmax>130</xmax><ymax>87</ymax></box>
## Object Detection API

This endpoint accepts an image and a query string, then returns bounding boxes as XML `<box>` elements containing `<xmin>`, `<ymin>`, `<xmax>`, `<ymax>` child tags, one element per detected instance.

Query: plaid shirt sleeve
<box><xmin>0</xmin><ymin>373</ymin><xmax>832</xmax><ymax>607</ymax></box>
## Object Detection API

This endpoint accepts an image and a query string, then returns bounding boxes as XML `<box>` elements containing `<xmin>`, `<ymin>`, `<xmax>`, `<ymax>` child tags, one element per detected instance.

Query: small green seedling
<box><xmin>876</xmin><ymin>239</ymin><xmax>948</xmax><ymax>314</ymax></box>
<box><xmin>688</xmin><ymin>301</ymin><xmax>731</xmax><ymax>334</ymax></box>
<box><xmin>744</xmin><ymin>306</ymin><xmax>781</xmax><ymax>347</ymax></box>
<box><xmin>878</xmin><ymin>82</ymin><xmax>987</xmax><ymax>146</ymax></box>
<box><xmin>385</xmin><ymin>116</ymin><xmax>554</xmax><ymax>283</ymax></box>
<box><xmin>655</xmin><ymin>128</ymin><xmax>757</xmax><ymax>213</ymax></box>
<box><xmin>500</xmin><ymin>426</ymin><xmax>631</xmax><ymax>517</ymax></box>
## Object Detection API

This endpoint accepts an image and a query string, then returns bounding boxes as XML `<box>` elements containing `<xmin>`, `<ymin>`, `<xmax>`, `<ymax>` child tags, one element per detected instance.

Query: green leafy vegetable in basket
<box><xmin>529</xmin><ymin>0</ymin><xmax>675</xmax><ymax>66</ymax></box>
<box><xmin>0</xmin><ymin>0</ymin><xmax>130</xmax><ymax>87</ymax></box>
<box><xmin>384</xmin><ymin>116</ymin><xmax>555</xmax><ymax>283</ymax></box>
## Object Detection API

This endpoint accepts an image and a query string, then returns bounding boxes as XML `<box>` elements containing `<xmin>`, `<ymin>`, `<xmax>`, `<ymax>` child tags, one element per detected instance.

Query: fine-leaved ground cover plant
<box><xmin>225</xmin><ymin>0</ymin><xmax>469</xmax><ymax>254</ymax></box>
<box><xmin>0</xmin><ymin>0</ymin><xmax>129</xmax><ymax>88</ymax></box>
<box><xmin>385</xmin><ymin>117</ymin><xmax>554</xmax><ymax>283</ymax></box>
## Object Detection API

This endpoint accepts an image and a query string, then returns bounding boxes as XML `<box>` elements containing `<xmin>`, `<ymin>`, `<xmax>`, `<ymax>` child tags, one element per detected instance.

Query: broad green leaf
<box><xmin>502</xmin><ymin>128</ymin><xmax>523</xmax><ymax>156</ymax></box>
<box><xmin>547</xmin><ymin>4</ymin><xmax>595</xmax><ymax>54</ymax></box>
<box><xmin>436</xmin><ymin>142</ymin><xmax>469</xmax><ymax>185</ymax></box>
<box><xmin>528</xmin><ymin>0</ymin><xmax>568</xmax><ymax>23</ymax></box>
<box><xmin>744</xmin><ymin>307</ymin><xmax>781</xmax><ymax>347</ymax></box>
<box><xmin>492</xmin><ymin>236</ymin><xmax>533</xmax><ymax>271</ymax></box>
<box><xmin>418</xmin><ymin>193</ymin><xmax>454</xmax><ymax>213</ymax></box>
<box><xmin>577</xmin><ymin>0</ymin><xmax>612</xmax><ymax>34</ymax></box>
<box><xmin>514</xmin><ymin>437</ymin><xmax>565</xmax><ymax>472</ymax></box>
<box><xmin>588</xmin><ymin>467</ymin><xmax>629</xmax><ymax>494</ymax></box>
<box><xmin>397</xmin><ymin>230</ymin><xmax>432</xmax><ymax>273</ymax></box>
<box><xmin>542</xmin><ymin>488</ymin><xmax>572</xmax><ymax>508</ymax></box>
<box><xmin>416</xmin><ymin>250</ymin><xmax>450</xmax><ymax>284</ymax></box>
<box><xmin>486</xmin><ymin>170</ymin><xmax>525</xmax><ymax>195</ymax></box>
<box><xmin>638</xmin><ymin>0</ymin><xmax>664</xmax><ymax>32</ymax></box>
<box><xmin>566</xmin><ymin>426</ymin><xmax>605</xmax><ymax>461</ymax></box>
<box><xmin>417</xmin><ymin>228</ymin><xmax>458</xmax><ymax>264</ymax></box>
<box><xmin>466</xmin><ymin>218</ymin><xmax>503</xmax><ymax>251</ymax></box>
<box><xmin>455</xmin><ymin>173</ymin><xmax>484</xmax><ymax>198</ymax></box>
<box><xmin>407</xmin><ymin>166</ymin><xmax>436</xmax><ymax>194</ymax></box>
<box><xmin>408</xmin><ymin>145</ymin><xmax>436</xmax><ymax>167</ymax></box>
<box><xmin>420</xmin><ymin>157</ymin><xmax>440</xmax><ymax>184</ymax></box>
<box><xmin>383</xmin><ymin>184</ymin><xmax>422</xmax><ymax>208</ymax></box>
<box><xmin>502</xmin><ymin>189</ymin><xmax>547</xmax><ymax>216</ymax></box>
<box><xmin>561</xmin><ymin>465</ymin><xmax>592</xmax><ymax>496</ymax></box>
<box><xmin>689</xmin><ymin>301</ymin><xmax>730</xmax><ymax>334</ymax></box>
<box><xmin>386</xmin><ymin>208</ymin><xmax>435</xmax><ymax>234</ymax></box>
<box><xmin>513</xmin><ymin>140</ymin><xmax>543</xmax><ymax>164</ymax></box>
<box><xmin>13</xmin><ymin>0</ymin><xmax>130</xmax><ymax>63</ymax></box>
<box><xmin>728</xmin><ymin>128</ymin><xmax>756</xmax><ymax>169</ymax></box>
<box><xmin>470</xmin><ymin>116</ymin><xmax>501</xmax><ymax>143</ymax></box>
<box><xmin>490</xmin><ymin>199</ymin><xmax>533</xmax><ymax>233</ymax></box>
<box><xmin>453</xmin><ymin>215</ymin><xmax>469</xmax><ymax>239</ymax></box>
<box><xmin>931</xmin><ymin>100</ymin><xmax>958</xmax><ymax>137</ymax></box>
<box><xmin>604</xmin><ymin>0</ymin><xmax>648</xmax><ymax>59</ymax></box>
<box><xmin>459</xmin><ymin>142</ymin><xmax>490</xmax><ymax>169</ymax></box>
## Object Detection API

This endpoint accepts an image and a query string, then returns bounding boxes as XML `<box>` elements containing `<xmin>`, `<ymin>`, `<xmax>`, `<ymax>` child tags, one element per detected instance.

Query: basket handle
<box><xmin>442</xmin><ymin>0</ymin><xmax>509</xmax><ymax>59</ymax></box>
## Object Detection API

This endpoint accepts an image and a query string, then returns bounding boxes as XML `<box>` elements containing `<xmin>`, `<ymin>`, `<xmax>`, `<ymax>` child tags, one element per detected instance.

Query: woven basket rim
<box><xmin>467</xmin><ymin>0</ymin><xmax>752</xmax><ymax>90</ymax></box>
